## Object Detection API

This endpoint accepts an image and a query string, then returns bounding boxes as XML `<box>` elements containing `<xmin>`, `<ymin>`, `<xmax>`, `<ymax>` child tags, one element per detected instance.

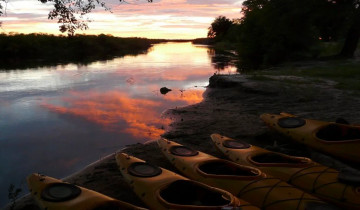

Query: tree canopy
<box><xmin>209</xmin><ymin>0</ymin><xmax>360</xmax><ymax>69</ymax></box>
<box><xmin>0</xmin><ymin>0</ymin><xmax>152</xmax><ymax>35</ymax></box>
<box><xmin>208</xmin><ymin>16</ymin><xmax>233</xmax><ymax>41</ymax></box>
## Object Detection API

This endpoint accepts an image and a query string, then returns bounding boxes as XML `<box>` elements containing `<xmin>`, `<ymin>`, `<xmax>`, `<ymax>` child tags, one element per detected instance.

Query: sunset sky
<box><xmin>0</xmin><ymin>0</ymin><xmax>244</xmax><ymax>39</ymax></box>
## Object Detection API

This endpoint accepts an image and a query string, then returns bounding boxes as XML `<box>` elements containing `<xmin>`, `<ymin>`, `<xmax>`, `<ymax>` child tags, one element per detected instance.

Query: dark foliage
<box><xmin>0</xmin><ymin>33</ymin><xmax>152</xmax><ymax>69</ymax></box>
<box><xmin>237</xmin><ymin>0</ymin><xmax>322</xmax><ymax>68</ymax></box>
<box><xmin>192</xmin><ymin>38</ymin><xmax>215</xmax><ymax>45</ymax></box>
<box><xmin>207</xmin><ymin>16</ymin><xmax>233</xmax><ymax>41</ymax></box>
<box><xmin>209</xmin><ymin>0</ymin><xmax>360</xmax><ymax>70</ymax></box>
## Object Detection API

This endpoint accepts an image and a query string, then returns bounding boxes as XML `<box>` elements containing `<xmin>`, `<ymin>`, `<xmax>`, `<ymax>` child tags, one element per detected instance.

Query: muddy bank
<box><xmin>5</xmin><ymin>73</ymin><xmax>360</xmax><ymax>209</ymax></box>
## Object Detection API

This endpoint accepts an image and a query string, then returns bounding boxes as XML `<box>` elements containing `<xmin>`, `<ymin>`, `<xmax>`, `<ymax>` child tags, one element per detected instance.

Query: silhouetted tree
<box><xmin>0</xmin><ymin>0</ymin><xmax>152</xmax><ymax>35</ymax></box>
<box><xmin>208</xmin><ymin>16</ymin><xmax>233</xmax><ymax>41</ymax></box>
<box><xmin>237</xmin><ymin>0</ymin><xmax>321</xmax><ymax>67</ymax></box>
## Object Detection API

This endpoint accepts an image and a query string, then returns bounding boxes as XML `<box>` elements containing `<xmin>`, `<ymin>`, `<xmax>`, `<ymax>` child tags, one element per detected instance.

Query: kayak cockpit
<box><xmin>159</xmin><ymin>180</ymin><xmax>232</xmax><ymax>207</ymax></box>
<box><xmin>316</xmin><ymin>124</ymin><xmax>360</xmax><ymax>141</ymax></box>
<box><xmin>250</xmin><ymin>153</ymin><xmax>311</xmax><ymax>166</ymax></box>
<box><xmin>198</xmin><ymin>160</ymin><xmax>260</xmax><ymax>177</ymax></box>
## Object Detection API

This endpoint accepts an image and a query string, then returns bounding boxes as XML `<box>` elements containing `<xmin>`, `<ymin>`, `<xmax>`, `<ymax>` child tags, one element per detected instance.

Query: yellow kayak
<box><xmin>211</xmin><ymin>133</ymin><xmax>360</xmax><ymax>210</ymax></box>
<box><xmin>157</xmin><ymin>138</ymin><xmax>335</xmax><ymax>210</ymax></box>
<box><xmin>27</xmin><ymin>173</ymin><xmax>146</xmax><ymax>210</ymax></box>
<box><xmin>260</xmin><ymin>112</ymin><xmax>360</xmax><ymax>163</ymax></box>
<box><xmin>115</xmin><ymin>152</ymin><xmax>250</xmax><ymax>210</ymax></box>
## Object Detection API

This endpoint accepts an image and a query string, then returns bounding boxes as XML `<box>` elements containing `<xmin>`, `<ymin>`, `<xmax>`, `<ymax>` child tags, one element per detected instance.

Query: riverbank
<box><xmin>0</xmin><ymin>34</ymin><xmax>154</xmax><ymax>70</ymax></box>
<box><xmin>5</xmin><ymin>60</ymin><xmax>360</xmax><ymax>209</ymax></box>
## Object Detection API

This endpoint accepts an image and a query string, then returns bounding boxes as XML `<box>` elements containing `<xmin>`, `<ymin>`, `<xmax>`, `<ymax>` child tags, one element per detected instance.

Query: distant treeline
<box><xmin>150</xmin><ymin>39</ymin><xmax>193</xmax><ymax>43</ymax></box>
<box><xmin>207</xmin><ymin>0</ymin><xmax>360</xmax><ymax>70</ymax></box>
<box><xmin>0</xmin><ymin>33</ymin><xmax>153</xmax><ymax>59</ymax></box>
<box><xmin>0</xmin><ymin>33</ymin><xmax>153</xmax><ymax>69</ymax></box>
<box><xmin>192</xmin><ymin>38</ymin><xmax>215</xmax><ymax>45</ymax></box>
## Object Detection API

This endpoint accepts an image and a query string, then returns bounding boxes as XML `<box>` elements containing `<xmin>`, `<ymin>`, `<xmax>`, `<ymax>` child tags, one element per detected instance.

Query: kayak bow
<box><xmin>116</xmin><ymin>152</ymin><xmax>245</xmax><ymax>210</ymax></box>
<box><xmin>158</xmin><ymin>138</ymin><xmax>335</xmax><ymax>210</ymax></box>
<box><xmin>260</xmin><ymin>112</ymin><xmax>360</xmax><ymax>163</ymax></box>
<box><xmin>211</xmin><ymin>133</ymin><xmax>360</xmax><ymax>209</ymax></box>
<box><xmin>27</xmin><ymin>173</ymin><xmax>145</xmax><ymax>210</ymax></box>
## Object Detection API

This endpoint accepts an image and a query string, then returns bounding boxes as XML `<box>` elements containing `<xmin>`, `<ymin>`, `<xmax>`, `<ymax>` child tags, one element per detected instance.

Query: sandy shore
<box><xmin>5</xmin><ymin>73</ymin><xmax>360</xmax><ymax>209</ymax></box>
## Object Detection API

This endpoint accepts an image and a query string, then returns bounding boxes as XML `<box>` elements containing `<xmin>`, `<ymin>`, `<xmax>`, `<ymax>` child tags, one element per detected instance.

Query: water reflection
<box><xmin>43</xmin><ymin>91</ymin><xmax>171</xmax><ymax>139</ymax></box>
<box><xmin>0</xmin><ymin>42</ymin><xmax>232</xmax><ymax>206</ymax></box>
<box><xmin>207</xmin><ymin>48</ymin><xmax>238</xmax><ymax>74</ymax></box>
<box><xmin>42</xmin><ymin>89</ymin><xmax>204</xmax><ymax>140</ymax></box>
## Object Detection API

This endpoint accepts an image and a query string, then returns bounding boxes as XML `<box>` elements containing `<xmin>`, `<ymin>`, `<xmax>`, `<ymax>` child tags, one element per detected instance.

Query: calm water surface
<box><xmin>0</xmin><ymin>42</ymin><xmax>236</xmax><ymax>206</ymax></box>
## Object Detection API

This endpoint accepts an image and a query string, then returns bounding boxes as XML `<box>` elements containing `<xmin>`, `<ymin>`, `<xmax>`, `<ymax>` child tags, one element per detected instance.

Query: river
<box><xmin>0</xmin><ymin>42</ymin><xmax>237</xmax><ymax>206</ymax></box>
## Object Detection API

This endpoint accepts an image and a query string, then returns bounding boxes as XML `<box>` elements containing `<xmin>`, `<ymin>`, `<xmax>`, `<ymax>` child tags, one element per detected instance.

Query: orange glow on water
<box><xmin>42</xmin><ymin>88</ymin><xmax>204</xmax><ymax>139</ymax></box>
<box><xmin>37</xmin><ymin>43</ymin><xmax>213</xmax><ymax>140</ymax></box>
<box><xmin>43</xmin><ymin>91</ymin><xmax>172</xmax><ymax>139</ymax></box>
<box><xmin>163</xmin><ymin>89</ymin><xmax>204</xmax><ymax>104</ymax></box>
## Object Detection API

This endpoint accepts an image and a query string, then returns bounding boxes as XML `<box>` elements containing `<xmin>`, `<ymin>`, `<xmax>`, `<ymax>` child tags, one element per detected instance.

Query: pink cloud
<box><xmin>2</xmin><ymin>0</ymin><xmax>244</xmax><ymax>38</ymax></box>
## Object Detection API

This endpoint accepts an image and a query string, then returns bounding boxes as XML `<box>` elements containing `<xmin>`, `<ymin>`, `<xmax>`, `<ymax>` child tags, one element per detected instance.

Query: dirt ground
<box><xmin>6</xmin><ymin>73</ymin><xmax>360</xmax><ymax>210</ymax></box>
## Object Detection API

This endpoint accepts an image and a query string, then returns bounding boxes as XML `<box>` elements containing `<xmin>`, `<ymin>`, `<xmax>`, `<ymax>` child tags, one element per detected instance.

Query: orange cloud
<box><xmin>42</xmin><ymin>91</ymin><xmax>172</xmax><ymax>140</ymax></box>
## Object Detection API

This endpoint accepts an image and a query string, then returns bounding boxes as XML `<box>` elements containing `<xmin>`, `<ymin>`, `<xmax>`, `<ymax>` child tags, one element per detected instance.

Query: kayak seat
<box><xmin>251</xmin><ymin>153</ymin><xmax>308</xmax><ymax>165</ymax></box>
<box><xmin>222</xmin><ymin>140</ymin><xmax>251</xmax><ymax>149</ymax></box>
<box><xmin>160</xmin><ymin>180</ymin><xmax>231</xmax><ymax>206</ymax></box>
<box><xmin>316</xmin><ymin>124</ymin><xmax>360</xmax><ymax>141</ymax></box>
<box><xmin>128</xmin><ymin>162</ymin><xmax>162</xmax><ymax>177</ymax></box>
<box><xmin>170</xmin><ymin>146</ymin><xmax>199</xmax><ymax>157</ymax></box>
<box><xmin>41</xmin><ymin>183</ymin><xmax>81</xmax><ymax>202</ymax></box>
<box><xmin>198</xmin><ymin>160</ymin><xmax>259</xmax><ymax>177</ymax></box>
<box><xmin>277</xmin><ymin>117</ymin><xmax>306</xmax><ymax>128</ymax></box>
